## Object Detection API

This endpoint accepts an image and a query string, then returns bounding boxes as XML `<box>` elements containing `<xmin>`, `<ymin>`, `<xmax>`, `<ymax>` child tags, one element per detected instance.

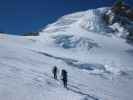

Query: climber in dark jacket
<box><xmin>52</xmin><ymin>66</ymin><xmax>58</xmax><ymax>80</ymax></box>
<box><xmin>61</xmin><ymin>69</ymin><xmax>68</xmax><ymax>88</ymax></box>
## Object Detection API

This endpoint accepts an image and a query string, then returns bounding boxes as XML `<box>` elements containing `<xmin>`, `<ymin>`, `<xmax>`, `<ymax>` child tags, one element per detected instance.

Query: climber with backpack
<box><xmin>61</xmin><ymin>69</ymin><xmax>68</xmax><ymax>88</ymax></box>
<box><xmin>52</xmin><ymin>66</ymin><xmax>58</xmax><ymax>80</ymax></box>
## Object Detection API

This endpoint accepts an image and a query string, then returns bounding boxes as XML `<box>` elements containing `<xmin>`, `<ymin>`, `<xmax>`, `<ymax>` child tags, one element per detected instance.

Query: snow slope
<box><xmin>0</xmin><ymin>7</ymin><xmax>133</xmax><ymax>100</ymax></box>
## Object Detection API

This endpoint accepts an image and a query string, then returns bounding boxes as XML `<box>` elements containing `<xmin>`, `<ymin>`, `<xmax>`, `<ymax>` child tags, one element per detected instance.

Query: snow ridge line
<box><xmin>67</xmin><ymin>87</ymin><xmax>99</xmax><ymax>100</ymax></box>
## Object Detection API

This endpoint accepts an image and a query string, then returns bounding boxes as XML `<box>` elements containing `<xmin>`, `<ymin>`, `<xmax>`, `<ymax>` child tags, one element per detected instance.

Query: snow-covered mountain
<box><xmin>0</xmin><ymin>7</ymin><xmax>133</xmax><ymax>100</ymax></box>
<box><xmin>41</xmin><ymin>7</ymin><xmax>133</xmax><ymax>37</ymax></box>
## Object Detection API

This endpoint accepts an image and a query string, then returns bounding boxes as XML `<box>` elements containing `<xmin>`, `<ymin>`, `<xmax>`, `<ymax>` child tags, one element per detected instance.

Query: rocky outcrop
<box><xmin>111</xmin><ymin>2</ymin><xmax>133</xmax><ymax>21</ymax></box>
<box><xmin>103</xmin><ymin>1</ymin><xmax>133</xmax><ymax>41</ymax></box>
<box><xmin>23</xmin><ymin>32</ymin><xmax>39</xmax><ymax>36</ymax></box>
<box><xmin>126</xmin><ymin>9</ymin><xmax>133</xmax><ymax>20</ymax></box>
<box><xmin>112</xmin><ymin>3</ymin><xmax>133</xmax><ymax>40</ymax></box>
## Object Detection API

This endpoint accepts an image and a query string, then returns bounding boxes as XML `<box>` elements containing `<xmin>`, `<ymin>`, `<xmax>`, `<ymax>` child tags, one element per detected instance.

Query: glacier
<box><xmin>0</xmin><ymin>7</ymin><xmax>133</xmax><ymax>100</ymax></box>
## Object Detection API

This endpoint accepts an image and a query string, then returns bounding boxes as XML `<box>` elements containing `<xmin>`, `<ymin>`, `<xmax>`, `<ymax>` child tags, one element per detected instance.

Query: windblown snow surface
<box><xmin>0</xmin><ymin>7</ymin><xmax>133</xmax><ymax>100</ymax></box>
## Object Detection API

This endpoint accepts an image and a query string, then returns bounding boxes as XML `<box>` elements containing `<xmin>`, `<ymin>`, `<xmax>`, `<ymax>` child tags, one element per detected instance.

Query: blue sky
<box><xmin>0</xmin><ymin>0</ymin><xmax>132</xmax><ymax>34</ymax></box>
